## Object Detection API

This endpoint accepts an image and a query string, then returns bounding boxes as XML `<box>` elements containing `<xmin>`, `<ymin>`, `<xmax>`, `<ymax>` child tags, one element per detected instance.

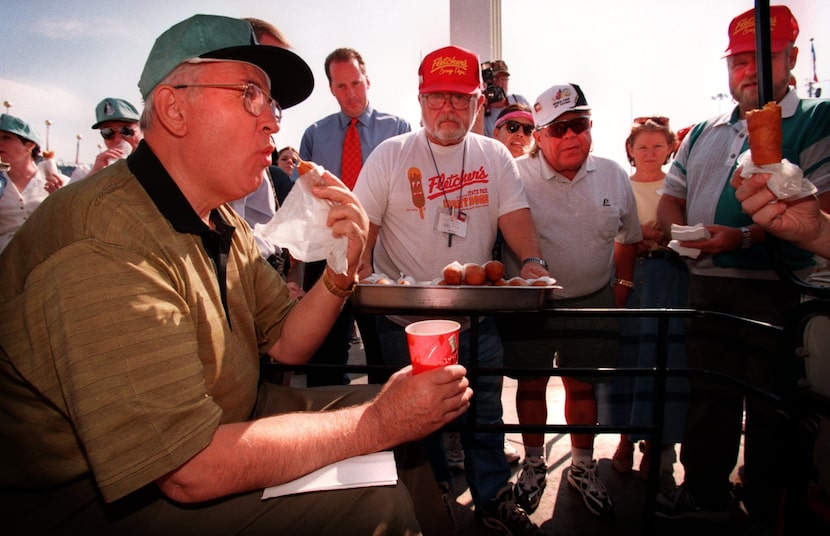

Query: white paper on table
<box><xmin>261</xmin><ymin>451</ymin><xmax>398</xmax><ymax>500</ymax></box>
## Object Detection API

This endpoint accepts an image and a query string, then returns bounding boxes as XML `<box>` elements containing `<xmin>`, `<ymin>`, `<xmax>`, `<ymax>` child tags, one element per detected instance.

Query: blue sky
<box><xmin>1</xmin><ymin>0</ymin><xmax>828</xmax><ymax>169</ymax></box>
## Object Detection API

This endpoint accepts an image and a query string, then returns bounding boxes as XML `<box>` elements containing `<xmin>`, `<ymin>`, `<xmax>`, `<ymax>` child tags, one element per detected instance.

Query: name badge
<box><xmin>436</xmin><ymin>207</ymin><xmax>468</xmax><ymax>238</ymax></box>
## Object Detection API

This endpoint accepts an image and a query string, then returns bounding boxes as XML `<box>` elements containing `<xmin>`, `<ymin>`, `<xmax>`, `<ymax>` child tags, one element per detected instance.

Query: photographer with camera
<box><xmin>479</xmin><ymin>60</ymin><xmax>530</xmax><ymax>138</ymax></box>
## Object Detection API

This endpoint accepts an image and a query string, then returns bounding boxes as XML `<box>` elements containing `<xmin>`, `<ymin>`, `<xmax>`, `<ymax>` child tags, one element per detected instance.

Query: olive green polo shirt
<box><xmin>0</xmin><ymin>141</ymin><xmax>294</xmax><ymax>502</ymax></box>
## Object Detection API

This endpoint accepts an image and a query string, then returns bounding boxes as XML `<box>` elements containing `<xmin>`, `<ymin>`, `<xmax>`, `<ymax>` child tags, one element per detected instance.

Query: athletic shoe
<box><xmin>476</xmin><ymin>485</ymin><xmax>542</xmax><ymax>536</ymax></box>
<box><xmin>567</xmin><ymin>460</ymin><xmax>614</xmax><ymax>518</ymax></box>
<box><xmin>514</xmin><ymin>456</ymin><xmax>547</xmax><ymax>513</ymax></box>
<box><xmin>504</xmin><ymin>441</ymin><xmax>521</xmax><ymax>465</ymax></box>
<box><xmin>655</xmin><ymin>486</ymin><xmax>729</xmax><ymax>522</ymax></box>
<box><xmin>444</xmin><ymin>432</ymin><xmax>464</xmax><ymax>471</ymax></box>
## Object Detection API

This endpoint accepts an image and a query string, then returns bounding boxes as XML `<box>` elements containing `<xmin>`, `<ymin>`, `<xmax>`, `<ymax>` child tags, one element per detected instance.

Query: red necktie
<box><xmin>341</xmin><ymin>117</ymin><xmax>362</xmax><ymax>190</ymax></box>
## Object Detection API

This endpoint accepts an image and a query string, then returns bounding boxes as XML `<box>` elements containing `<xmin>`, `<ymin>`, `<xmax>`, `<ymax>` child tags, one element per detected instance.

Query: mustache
<box><xmin>435</xmin><ymin>114</ymin><xmax>464</xmax><ymax>127</ymax></box>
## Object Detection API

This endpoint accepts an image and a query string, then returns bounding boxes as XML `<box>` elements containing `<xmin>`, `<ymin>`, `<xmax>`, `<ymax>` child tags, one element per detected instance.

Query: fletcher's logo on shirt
<box><xmin>427</xmin><ymin>166</ymin><xmax>488</xmax><ymax>199</ymax></box>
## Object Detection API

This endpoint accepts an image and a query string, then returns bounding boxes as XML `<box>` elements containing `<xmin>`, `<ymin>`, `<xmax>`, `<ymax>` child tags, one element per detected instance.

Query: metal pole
<box><xmin>754</xmin><ymin>1</ymin><xmax>773</xmax><ymax>106</ymax></box>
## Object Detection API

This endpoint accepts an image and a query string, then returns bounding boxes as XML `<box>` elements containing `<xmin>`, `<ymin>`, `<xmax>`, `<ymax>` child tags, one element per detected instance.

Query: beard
<box><xmin>426</xmin><ymin>114</ymin><xmax>469</xmax><ymax>145</ymax></box>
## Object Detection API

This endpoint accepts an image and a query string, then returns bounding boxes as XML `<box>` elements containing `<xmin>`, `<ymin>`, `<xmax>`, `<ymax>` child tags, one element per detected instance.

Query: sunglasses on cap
<box><xmin>502</xmin><ymin>120</ymin><xmax>534</xmax><ymax>136</ymax></box>
<box><xmin>633</xmin><ymin>116</ymin><xmax>669</xmax><ymax>126</ymax></box>
<box><xmin>543</xmin><ymin>117</ymin><xmax>591</xmax><ymax>138</ymax></box>
<box><xmin>100</xmin><ymin>126</ymin><xmax>137</xmax><ymax>140</ymax></box>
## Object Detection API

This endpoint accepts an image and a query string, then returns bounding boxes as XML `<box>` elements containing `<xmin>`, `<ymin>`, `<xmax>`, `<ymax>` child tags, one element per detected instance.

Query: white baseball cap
<box><xmin>532</xmin><ymin>83</ymin><xmax>591</xmax><ymax>128</ymax></box>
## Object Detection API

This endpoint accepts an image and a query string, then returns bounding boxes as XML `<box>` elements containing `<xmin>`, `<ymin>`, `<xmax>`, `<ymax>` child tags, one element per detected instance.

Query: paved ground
<box><xmin>286</xmin><ymin>333</ymin><xmax>828</xmax><ymax>535</ymax></box>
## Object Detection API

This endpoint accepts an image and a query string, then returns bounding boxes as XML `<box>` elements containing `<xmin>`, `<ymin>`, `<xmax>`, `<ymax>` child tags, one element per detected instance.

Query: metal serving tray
<box><xmin>351</xmin><ymin>284</ymin><xmax>554</xmax><ymax>312</ymax></box>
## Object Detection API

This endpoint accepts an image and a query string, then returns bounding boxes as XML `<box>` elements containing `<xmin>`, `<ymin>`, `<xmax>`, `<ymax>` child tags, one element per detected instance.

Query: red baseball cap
<box><xmin>724</xmin><ymin>5</ymin><xmax>799</xmax><ymax>57</ymax></box>
<box><xmin>418</xmin><ymin>45</ymin><xmax>482</xmax><ymax>95</ymax></box>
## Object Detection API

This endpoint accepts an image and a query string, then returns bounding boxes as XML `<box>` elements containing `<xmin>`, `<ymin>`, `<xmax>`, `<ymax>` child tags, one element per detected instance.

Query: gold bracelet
<box><xmin>614</xmin><ymin>278</ymin><xmax>634</xmax><ymax>288</ymax></box>
<box><xmin>322</xmin><ymin>269</ymin><xmax>355</xmax><ymax>299</ymax></box>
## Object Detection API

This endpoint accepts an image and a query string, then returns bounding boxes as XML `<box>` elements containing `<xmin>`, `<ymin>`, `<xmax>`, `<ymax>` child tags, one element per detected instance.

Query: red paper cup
<box><xmin>405</xmin><ymin>319</ymin><xmax>460</xmax><ymax>374</ymax></box>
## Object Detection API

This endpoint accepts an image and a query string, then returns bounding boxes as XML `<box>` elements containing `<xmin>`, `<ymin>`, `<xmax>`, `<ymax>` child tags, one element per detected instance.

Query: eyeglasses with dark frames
<box><xmin>543</xmin><ymin>117</ymin><xmax>591</xmax><ymax>138</ymax></box>
<box><xmin>100</xmin><ymin>126</ymin><xmax>136</xmax><ymax>140</ymax></box>
<box><xmin>502</xmin><ymin>120</ymin><xmax>534</xmax><ymax>136</ymax></box>
<box><xmin>420</xmin><ymin>93</ymin><xmax>474</xmax><ymax>111</ymax></box>
<box><xmin>173</xmin><ymin>82</ymin><xmax>282</xmax><ymax>123</ymax></box>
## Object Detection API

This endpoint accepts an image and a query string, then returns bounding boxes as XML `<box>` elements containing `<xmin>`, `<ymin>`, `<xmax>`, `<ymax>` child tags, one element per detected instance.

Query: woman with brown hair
<box><xmin>602</xmin><ymin>116</ymin><xmax>689</xmax><ymax>488</ymax></box>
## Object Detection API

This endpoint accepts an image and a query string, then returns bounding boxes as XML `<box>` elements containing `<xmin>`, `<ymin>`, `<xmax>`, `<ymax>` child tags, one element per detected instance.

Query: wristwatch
<box><xmin>740</xmin><ymin>226</ymin><xmax>753</xmax><ymax>249</ymax></box>
<box><xmin>521</xmin><ymin>257</ymin><xmax>548</xmax><ymax>269</ymax></box>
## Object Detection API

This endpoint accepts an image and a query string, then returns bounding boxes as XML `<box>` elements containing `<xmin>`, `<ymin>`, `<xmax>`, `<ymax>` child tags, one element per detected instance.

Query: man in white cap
<box><xmin>499</xmin><ymin>83</ymin><xmax>639</xmax><ymax>520</ymax></box>
<box><xmin>71</xmin><ymin>97</ymin><xmax>143</xmax><ymax>181</ymax></box>
<box><xmin>0</xmin><ymin>15</ymin><xmax>469</xmax><ymax>534</ymax></box>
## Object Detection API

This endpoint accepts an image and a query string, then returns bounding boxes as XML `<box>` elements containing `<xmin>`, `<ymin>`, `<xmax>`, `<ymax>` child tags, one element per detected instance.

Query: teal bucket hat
<box><xmin>0</xmin><ymin>113</ymin><xmax>43</xmax><ymax>148</ymax></box>
<box><xmin>92</xmin><ymin>98</ymin><xmax>141</xmax><ymax>129</ymax></box>
<box><xmin>138</xmin><ymin>14</ymin><xmax>314</xmax><ymax>109</ymax></box>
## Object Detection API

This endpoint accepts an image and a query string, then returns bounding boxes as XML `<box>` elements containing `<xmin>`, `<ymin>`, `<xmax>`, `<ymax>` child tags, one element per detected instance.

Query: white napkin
<box><xmin>738</xmin><ymin>152</ymin><xmax>817</xmax><ymax>201</ymax></box>
<box><xmin>668</xmin><ymin>223</ymin><xmax>711</xmax><ymax>258</ymax></box>
<box><xmin>256</xmin><ymin>162</ymin><xmax>349</xmax><ymax>275</ymax></box>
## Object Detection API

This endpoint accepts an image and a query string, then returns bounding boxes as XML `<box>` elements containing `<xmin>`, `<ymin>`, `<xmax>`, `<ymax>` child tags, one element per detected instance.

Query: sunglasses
<box><xmin>502</xmin><ymin>120</ymin><xmax>534</xmax><ymax>136</ymax></box>
<box><xmin>100</xmin><ymin>126</ymin><xmax>136</xmax><ymax>140</ymax></box>
<box><xmin>543</xmin><ymin>117</ymin><xmax>591</xmax><ymax>138</ymax></box>
<box><xmin>633</xmin><ymin>116</ymin><xmax>669</xmax><ymax>126</ymax></box>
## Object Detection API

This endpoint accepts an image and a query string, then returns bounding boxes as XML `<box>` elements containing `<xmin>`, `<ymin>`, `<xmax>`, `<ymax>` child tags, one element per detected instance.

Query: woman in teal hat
<box><xmin>0</xmin><ymin>113</ymin><xmax>61</xmax><ymax>252</ymax></box>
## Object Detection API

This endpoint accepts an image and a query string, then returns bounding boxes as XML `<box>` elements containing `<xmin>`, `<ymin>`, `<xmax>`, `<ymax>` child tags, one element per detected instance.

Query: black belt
<box><xmin>637</xmin><ymin>248</ymin><xmax>677</xmax><ymax>260</ymax></box>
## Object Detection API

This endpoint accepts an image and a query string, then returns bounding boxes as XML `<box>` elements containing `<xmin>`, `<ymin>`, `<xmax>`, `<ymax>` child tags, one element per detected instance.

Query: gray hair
<box><xmin>139</xmin><ymin>62</ymin><xmax>203</xmax><ymax>131</ymax></box>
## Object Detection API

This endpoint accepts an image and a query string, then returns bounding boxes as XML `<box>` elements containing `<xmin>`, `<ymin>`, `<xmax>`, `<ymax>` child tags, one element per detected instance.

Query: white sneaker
<box><xmin>504</xmin><ymin>441</ymin><xmax>520</xmax><ymax>465</ymax></box>
<box><xmin>444</xmin><ymin>432</ymin><xmax>464</xmax><ymax>471</ymax></box>
<box><xmin>514</xmin><ymin>456</ymin><xmax>547</xmax><ymax>513</ymax></box>
<box><xmin>567</xmin><ymin>460</ymin><xmax>614</xmax><ymax>518</ymax></box>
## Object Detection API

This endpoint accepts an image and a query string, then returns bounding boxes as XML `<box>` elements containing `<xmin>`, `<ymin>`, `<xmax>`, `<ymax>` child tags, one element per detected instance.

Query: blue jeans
<box><xmin>375</xmin><ymin>316</ymin><xmax>509</xmax><ymax>508</ymax></box>
<box><xmin>598</xmin><ymin>255</ymin><xmax>690</xmax><ymax>443</ymax></box>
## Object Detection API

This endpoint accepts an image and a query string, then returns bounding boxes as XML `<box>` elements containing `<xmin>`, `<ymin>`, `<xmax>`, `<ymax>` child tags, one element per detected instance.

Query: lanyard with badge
<box><xmin>427</xmin><ymin>138</ymin><xmax>468</xmax><ymax>247</ymax></box>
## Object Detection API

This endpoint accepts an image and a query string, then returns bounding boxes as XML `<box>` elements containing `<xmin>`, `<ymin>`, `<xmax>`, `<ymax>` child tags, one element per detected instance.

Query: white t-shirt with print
<box><xmin>355</xmin><ymin>129</ymin><xmax>529</xmax><ymax>283</ymax></box>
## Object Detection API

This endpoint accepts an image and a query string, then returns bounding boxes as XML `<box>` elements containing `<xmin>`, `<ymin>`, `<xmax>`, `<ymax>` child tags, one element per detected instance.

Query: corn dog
<box><xmin>746</xmin><ymin>101</ymin><xmax>782</xmax><ymax>165</ymax></box>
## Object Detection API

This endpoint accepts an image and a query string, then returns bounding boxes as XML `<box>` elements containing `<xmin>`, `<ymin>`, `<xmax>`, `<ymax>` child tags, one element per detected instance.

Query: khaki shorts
<box><xmin>499</xmin><ymin>285</ymin><xmax>619</xmax><ymax>383</ymax></box>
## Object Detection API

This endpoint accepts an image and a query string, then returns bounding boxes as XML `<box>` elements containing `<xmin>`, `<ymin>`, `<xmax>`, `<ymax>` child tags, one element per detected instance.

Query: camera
<box><xmin>480</xmin><ymin>61</ymin><xmax>506</xmax><ymax>108</ymax></box>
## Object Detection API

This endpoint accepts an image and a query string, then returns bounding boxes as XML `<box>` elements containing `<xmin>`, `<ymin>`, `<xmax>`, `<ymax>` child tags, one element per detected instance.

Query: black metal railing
<box><xmin>262</xmin><ymin>304</ymin><xmax>808</xmax><ymax>535</ymax></box>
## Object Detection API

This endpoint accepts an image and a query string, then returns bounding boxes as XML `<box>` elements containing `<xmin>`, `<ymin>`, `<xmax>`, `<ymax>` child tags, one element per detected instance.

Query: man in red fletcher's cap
<box><xmin>656</xmin><ymin>4</ymin><xmax>830</xmax><ymax>530</ymax></box>
<box><xmin>723</xmin><ymin>5</ymin><xmax>799</xmax><ymax>57</ymax></box>
<box><xmin>721</xmin><ymin>4</ymin><xmax>800</xmax><ymax>114</ymax></box>
<box><xmin>354</xmin><ymin>44</ymin><xmax>548</xmax><ymax>535</ymax></box>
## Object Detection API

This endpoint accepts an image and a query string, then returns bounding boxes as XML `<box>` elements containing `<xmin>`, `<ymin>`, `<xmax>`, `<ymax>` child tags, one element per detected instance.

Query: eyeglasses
<box><xmin>173</xmin><ymin>82</ymin><xmax>282</xmax><ymax>123</ymax></box>
<box><xmin>100</xmin><ymin>126</ymin><xmax>136</xmax><ymax>140</ymax></box>
<box><xmin>633</xmin><ymin>116</ymin><xmax>669</xmax><ymax>126</ymax></box>
<box><xmin>543</xmin><ymin>117</ymin><xmax>591</xmax><ymax>138</ymax></box>
<box><xmin>421</xmin><ymin>93</ymin><xmax>473</xmax><ymax>111</ymax></box>
<box><xmin>502</xmin><ymin>120</ymin><xmax>534</xmax><ymax>136</ymax></box>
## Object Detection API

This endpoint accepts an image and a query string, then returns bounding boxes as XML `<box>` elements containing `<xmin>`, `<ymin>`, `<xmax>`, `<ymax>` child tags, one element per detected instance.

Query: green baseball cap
<box><xmin>138</xmin><ymin>14</ymin><xmax>314</xmax><ymax>109</ymax></box>
<box><xmin>0</xmin><ymin>113</ymin><xmax>42</xmax><ymax>148</ymax></box>
<box><xmin>92</xmin><ymin>98</ymin><xmax>140</xmax><ymax>129</ymax></box>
